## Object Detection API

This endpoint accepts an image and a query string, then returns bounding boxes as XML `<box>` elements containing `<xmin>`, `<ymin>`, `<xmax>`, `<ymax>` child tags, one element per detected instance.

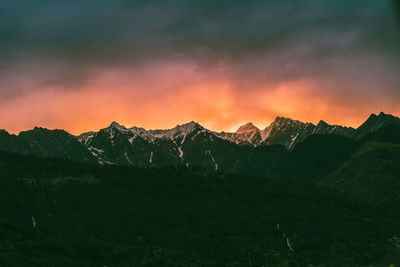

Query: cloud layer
<box><xmin>0</xmin><ymin>0</ymin><xmax>399</xmax><ymax>134</ymax></box>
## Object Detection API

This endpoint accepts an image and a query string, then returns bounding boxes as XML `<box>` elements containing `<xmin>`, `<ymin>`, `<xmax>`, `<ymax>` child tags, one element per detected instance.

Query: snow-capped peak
<box><xmin>95</xmin><ymin>121</ymin><xmax>207</xmax><ymax>143</ymax></box>
<box><xmin>148</xmin><ymin>121</ymin><xmax>204</xmax><ymax>140</ymax></box>
<box><xmin>174</xmin><ymin>121</ymin><xmax>203</xmax><ymax>133</ymax></box>
<box><xmin>110</xmin><ymin>121</ymin><xmax>121</xmax><ymax>127</ymax></box>
<box><xmin>108</xmin><ymin>121</ymin><xmax>130</xmax><ymax>133</ymax></box>
<box><xmin>215</xmin><ymin>122</ymin><xmax>263</xmax><ymax>146</ymax></box>
<box><xmin>267</xmin><ymin>116</ymin><xmax>305</xmax><ymax>128</ymax></box>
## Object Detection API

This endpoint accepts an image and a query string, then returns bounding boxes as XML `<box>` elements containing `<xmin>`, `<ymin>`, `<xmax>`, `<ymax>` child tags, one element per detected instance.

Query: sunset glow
<box><xmin>1</xmin><ymin>1</ymin><xmax>399</xmax><ymax>135</ymax></box>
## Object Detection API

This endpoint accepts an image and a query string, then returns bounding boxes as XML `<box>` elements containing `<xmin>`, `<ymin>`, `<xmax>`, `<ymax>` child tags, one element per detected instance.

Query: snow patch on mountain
<box><xmin>181</xmin><ymin>133</ymin><xmax>187</xmax><ymax>144</ymax></box>
<box><xmin>206</xmin><ymin>150</ymin><xmax>218</xmax><ymax>170</ymax></box>
<box><xmin>32</xmin><ymin>216</ymin><xmax>36</xmax><ymax>228</ymax></box>
<box><xmin>100</xmin><ymin>121</ymin><xmax>206</xmax><ymax>143</ymax></box>
<box><xmin>217</xmin><ymin>122</ymin><xmax>264</xmax><ymax>146</ymax></box>
<box><xmin>288</xmin><ymin>133</ymin><xmax>299</xmax><ymax>149</ymax></box>
<box><xmin>286</xmin><ymin>237</ymin><xmax>294</xmax><ymax>251</ymax></box>
<box><xmin>149</xmin><ymin>121</ymin><xmax>201</xmax><ymax>141</ymax></box>
<box><xmin>76</xmin><ymin>113</ymin><xmax>396</xmax><ymax>165</ymax></box>
<box><xmin>178</xmin><ymin>147</ymin><xmax>184</xmax><ymax>159</ymax></box>
<box><xmin>99</xmin><ymin>160</ymin><xmax>113</xmax><ymax>166</ymax></box>
<box><xmin>124</xmin><ymin>152</ymin><xmax>133</xmax><ymax>165</ymax></box>
<box><xmin>88</xmin><ymin>146</ymin><xmax>104</xmax><ymax>157</ymax></box>
<box><xmin>77</xmin><ymin>131</ymin><xmax>96</xmax><ymax>145</ymax></box>
<box><xmin>191</xmin><ymin>129</ymin><xmax>207</xmax><ymax>140</ymax></box>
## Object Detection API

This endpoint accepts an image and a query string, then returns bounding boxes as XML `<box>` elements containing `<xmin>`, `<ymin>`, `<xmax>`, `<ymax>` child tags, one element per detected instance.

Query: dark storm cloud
<box><xmin>0</xmin><ymin>0</ymin><xmax>395</xmax><ymax>62</ymax></box>
<box><xmin>393</xmin><ymin>0</ymin><xmax>400</xmax><ymax>27</ymax></box>
<box><xmin>0</xmin><ymin>0</ymin><xmax>399</xmax><ymax>99</ymax></box>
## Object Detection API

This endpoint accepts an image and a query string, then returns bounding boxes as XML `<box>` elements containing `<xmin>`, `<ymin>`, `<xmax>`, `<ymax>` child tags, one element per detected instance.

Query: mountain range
<box><xmin>0</xmin><ymin>112</ymin><xmax>399</xmax><ymax>174</ymax></box>
<box><xmin>1</xmin><ymin>112</ymin><xmax>400</xmax><ymax>266</ymax></box>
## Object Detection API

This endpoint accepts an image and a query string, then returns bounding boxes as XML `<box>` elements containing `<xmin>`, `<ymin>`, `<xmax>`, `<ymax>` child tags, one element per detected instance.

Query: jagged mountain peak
<box><xmin>268</xmin><ymin>116</ymin><xmax>312</xmax><ymax>128</ymax></box>
<box><xmin>360</xmin><ymin>112</ymin><xmax>398</xmax><ymax>127</ymax></box>
<box><xmin>317</xmin><ymin>120</ymin><xmax>329</xmax><ymax>127</ymax></box>
<box><xmin>31</xmin><ymin>126</ymin><xmax>53</xmax><ymax>132</ymax></box>
<box><xmin>148</xmin><ymin>121</ymin><xmax>205</xmax><ymax>140</ymax></box>
<box><xmin>128</xmin><ymin>126</ymin><xmax>147</xmax><ymax>136</ymax></box>
<box><xmin>312</xmin><ymin>120</ymin><xmax>355</xmax><ymax>138</ymax></box>
<box><xmin>19</xmin><ymin>127</ymin><xmax>71</xmax><ymax>137</ymax></box>
<box><xmin>110</xmin><ymin>121</ymin><xmax>122</xmax><ymax>127</ymax></box>
<box><xmin>236</xmin><ymin>122</ymin><xmax>260</xmax><ymax>134</ymax></box>
<box><xmin>272</xmin><ymin>116</ymin><xmax>293</xmax><ymax>124</ymax></box>
<box><xmin>377</xmin><ymin>111</ymin><xmax>399</xmax><ymax>120</ymax></box>
<box><xmin>364</xmin><ymin>113</ymin><xmax>379</xmax><ymax>122</ymax></box>
<box><xmin>264</xmin><ymin>116</ymin><xmax>314</xmax><ymax>133</ymax></box>
<box><xmin>274</xmin><ymin>116</ymin><xmax>299</xmax><ymax>122</ymax></box>
<box><xmin>108</xmin><ymin>121</ymin><xmax>129</xmax><ymax>132</ymax></box>
<box><xmin>175</xmin><ymin>121</ymin><xmax>203</xmax><ymax>131</ymax></box>
<box><xmin>365</xmin><ymin>112</ymin><xmax>393</xmax><ymax>122</ymax></box>
<box><xmin>356</xmin><ymin>111</ymin><xmax>400</xmax><ymax>138</ymax></box>
<box><xmin>262</xmin><ymin>116</ymin><xmax>316</xmax><ymax>148</ymax></box>
<box><xmin>377</xmin><ymin>111</ymin><xmax>395</xmax><ymax>117</ymax></box>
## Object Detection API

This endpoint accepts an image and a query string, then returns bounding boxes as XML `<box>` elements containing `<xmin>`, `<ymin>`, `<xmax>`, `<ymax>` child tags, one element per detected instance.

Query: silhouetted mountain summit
<box><xmin>356</xmin><ymin>112</ymin><xmax>400</xmax><ymax>138</ymax></box>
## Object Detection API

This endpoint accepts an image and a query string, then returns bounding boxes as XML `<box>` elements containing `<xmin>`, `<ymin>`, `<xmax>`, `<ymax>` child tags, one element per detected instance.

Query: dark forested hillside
<box><xmin>280</xmin><ymin>125</ymin><xmax>400</xmax><ymax>182</ymax></box>
<box><xmin>1</xmin><ymin>119</ymin><xmax>400</xmax><ymax>266</ymax></box>
<box><xmin>0</xmin><ymin>152</ymin><xmax>399</xmax><ymax>266</ymax></box>
<box><xmin>320</xmin><ymin>141</ymin><xmax>400</xmax><ymax>206</ymax></box>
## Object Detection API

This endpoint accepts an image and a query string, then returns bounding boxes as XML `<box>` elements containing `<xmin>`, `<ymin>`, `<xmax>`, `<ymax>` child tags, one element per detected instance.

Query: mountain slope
<box><xmin>281</xmin><ymin>134</ymin><xmax>359</xmax><ymax>182</ymax></box>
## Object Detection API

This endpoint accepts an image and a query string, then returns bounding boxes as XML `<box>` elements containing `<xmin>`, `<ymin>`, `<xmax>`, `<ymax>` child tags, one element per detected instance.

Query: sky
<box><xmin>1</xmin><ymin>0</ymin><xmax>399</xmax><ymax>135</ymax></box>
